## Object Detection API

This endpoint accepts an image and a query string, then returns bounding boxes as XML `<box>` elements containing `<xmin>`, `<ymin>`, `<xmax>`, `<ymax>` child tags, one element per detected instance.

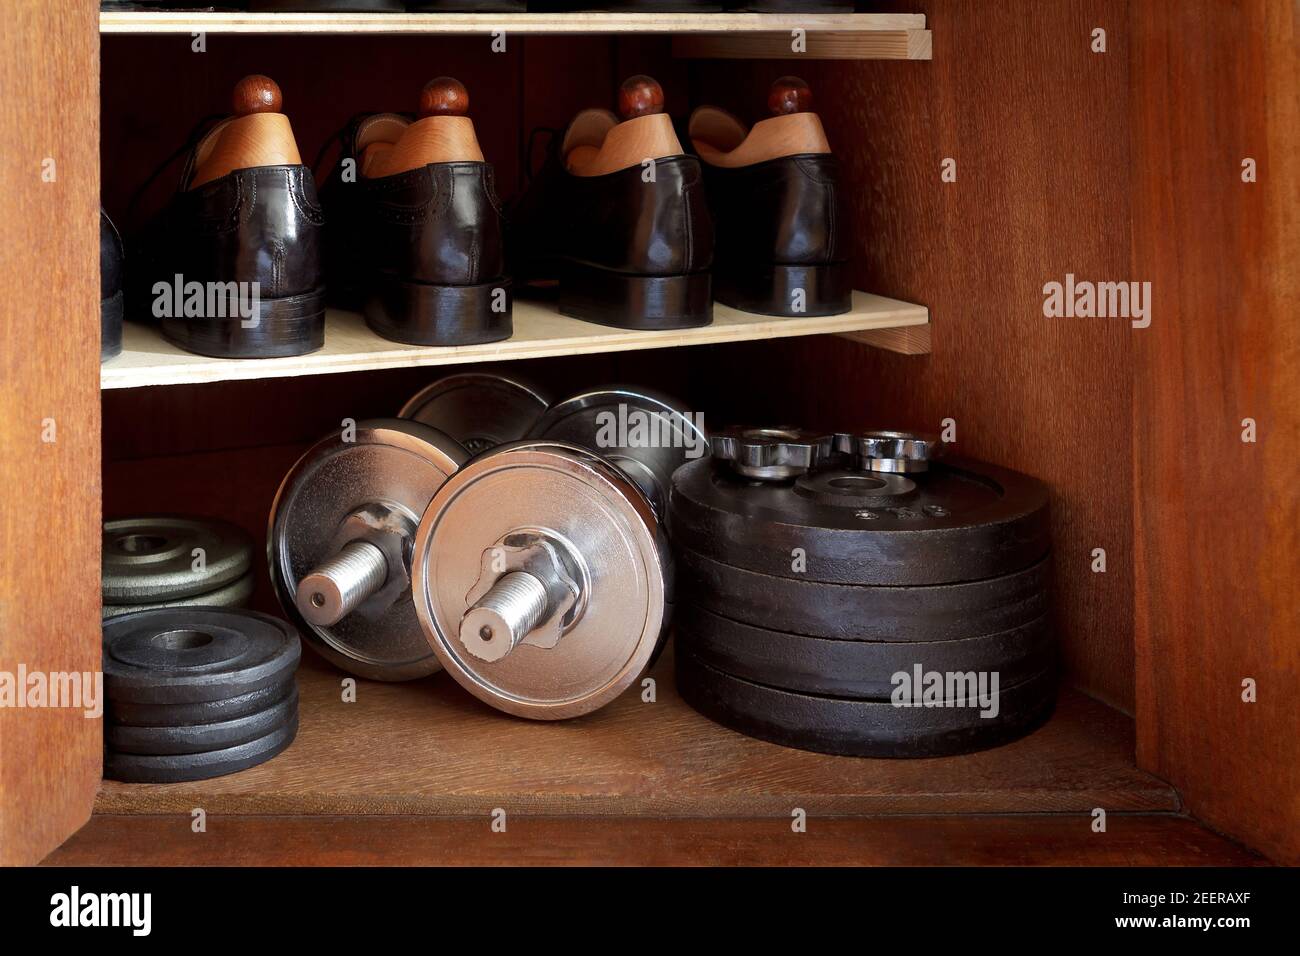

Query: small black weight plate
<box><xmin>103</xmin><ymin>516</ymin><xmax>254</xmax><ymax>602</ymax></box>
<box><xmin>101</xmin><ymin>571</ymin><xmax>254</xmax><ymax>620</ymax></box>
<box><xmin>669</xmin><ymin>456</ymin><xmax>1050</xmax><ymax>586</ymax></box>
<box><xmin>675</xmin><ymin>604</ymin><xmax>1053</xmax><ymax>700</ymax></box>
<box><xmin>106</xmin><ymin>677</ymin><xmax>295</xmax><ymax>728</ymax></box>
<box><xmin>677</xmin><ymin>547</ymin><xmax>1050</xmax><ymax>641</ymax></box>
<box><xmin>677</xmin><ymin>651</ymin><xmax>1056</xmax><ymax>758</ymax></box>
<box><xmin>106</xmin><ymin>688</ymin><xmax>298</xmax><ymax>756</ymax></box>
<box><xmin>103</xmin><ymin>608</ymin><xmax>301</xmax><ymax>704</ymax></box>
<box><xmin>104</xmin><ymin>716</ymin><xmax>299</xmax><ymax>783</ymax></box>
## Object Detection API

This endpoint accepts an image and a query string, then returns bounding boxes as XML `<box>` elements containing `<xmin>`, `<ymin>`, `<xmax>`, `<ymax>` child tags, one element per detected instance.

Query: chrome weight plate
<box><xmin>102</xmin><ymin>607</ymin><xmax>301</xmax><ymax>704</ymax></box>
<box><xmin>669</xmin><ymin>456</ymin><xmax>1051</xmax><ymax>586</ymax></box>
<box><xmin>527</xmin><ymin>386</ymin><xmax>708</xmax><ymax>515</ymax></box>
<box><xmin>413</xmin><ymin>441</ymin><xmax>667</xmax><ymax>719</ymax></box>
<box><xmin>101</xmin><ymin>571</ymin><xmax>254</xmax><ymax>620</ymax></box>
<box><xmin>106</xmin><ymin>677</ymin><xmax>294</xmax><ymax>728</ymax></box>
<box><xmin>105</xmin><ymin>688</ymin><xmax>298</xmax><ymax>755</ymax></box>
<box><xmin>677</xmin><ymin>548</ymin><xmax>1050</xmax><ymax>642</ymax></box>
<box><xmin>102</xmin><ymin>516</ymin><xmax>253</xmax><ymax>602</ymax></box>
<box><xmin>675</xmin><ymin>604</ymin><xmax>1054</xmax><ymax>700</ymax></box>
<box><xmin>268</xmin><ymin>419</ymin><xmax>468</xmax><ymax>681</ymax></box>
<box><xmin>677</xmin><ymin>651</ymin><xmax>1057</xmax><ymax>758</ymax></box>
<box><xmin>398</xmin><ymin>370</ymin><xmax>551</xmax><ymax>455</ymax></box>
<box><xmin>104</xmin><ymin>716</ymin><xmax>299</xmax><ymax>783</ymax></box>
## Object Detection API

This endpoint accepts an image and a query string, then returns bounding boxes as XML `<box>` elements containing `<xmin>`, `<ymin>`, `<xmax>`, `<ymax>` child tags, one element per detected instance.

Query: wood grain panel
<box><xmin>1130</xmin><ymin>0</ymin><xmax>1300</xmax><ymax>865</ymax></box>
<box><xmin>96</xmin><ymin>647</ymin><xmax>1177</xmax><ymax>817</ymax></box>
<box><xmin>0</xmin><ymin>0</ymin><xmax>102</xmax><ymax>866</ymax></box>
<box><xmin>47</xmin><ymin>813</ymin><xmax>1261</xmax><ymax>867</ymax></box>
<box><xmin>687</xmin><ymin>0</ymin><xmax>1136</xmax><ymax>712</ymax></box>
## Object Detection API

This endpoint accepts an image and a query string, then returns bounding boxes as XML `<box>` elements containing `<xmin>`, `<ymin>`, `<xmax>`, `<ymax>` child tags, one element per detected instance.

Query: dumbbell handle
<box><xmin>459</xmin><ymin>570</ymin><xmax>552</xmax><ymax>663</ymax></box>
<box><xmin>297</xmin><ymin>540</ymin><xmax>388</xmax><ymax>627</ymax></box>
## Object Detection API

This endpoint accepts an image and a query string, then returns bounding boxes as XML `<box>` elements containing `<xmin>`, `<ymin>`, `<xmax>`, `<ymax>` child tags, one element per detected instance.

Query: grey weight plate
<box><xmin>398</xmin><ymin>370</ymin><xmax>551</xmax><ymax>454</ymax></box>
<box><xmin>102</xmin><ymin>516</ymin><xmax>254</xmax><ymax>602</ymax></box>
<box><xmin>106</xmin><ymin>688</ymin><xmax>298</xmax><ymax>756</ymax></box>
<box><xmin>675</xmin><ymin>604</ymin><xmax>1054</xmax><ymax>700</ymax></box>
<box><xmin>104</xmin><ymin>715</ymin><xmax>298</xmax><ymax>783</ymax></box>
<box><xmin>677</xmin><ymin>651</ymin><xmax>1056</xmax><ymax>758</ymax></box>
<box><xmin>669</xmin><ymin>456</ymin><xmax>1050</xmax><ymax>586</ymax></box>
<box><xmin>106</xmin><ymin>676</ymin><xmax>295</xmax><ymax>728</ymax></box>
<box><xmin>269</xmin><ymin>418</ymin><xmax>468</xmax><ymax>681</ymax></box>
<box><xmin>102</xmin><ymin>607</ymin><xmax>301</xmax><ymax>704</ymax></box>
<box><xmin>102</xmin><ymin>571</ymin><xmax>254</xmax><ymax>619</ymax></box>
<box><xmin>527</xmin><ymin>386</ymin><xmax>708</xmax><ymax>516</ymax></box>
<box><xmin>677</xmin><ymin>547</ymin><xmax>1050</xmax><ymax>642</ymax></box>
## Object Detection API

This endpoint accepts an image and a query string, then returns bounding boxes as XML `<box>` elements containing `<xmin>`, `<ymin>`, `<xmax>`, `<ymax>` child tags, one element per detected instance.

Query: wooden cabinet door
<box><xmin>0</xmin><ymin>0</ymin><xmax>102</xmax><ymax>866</ymax></box>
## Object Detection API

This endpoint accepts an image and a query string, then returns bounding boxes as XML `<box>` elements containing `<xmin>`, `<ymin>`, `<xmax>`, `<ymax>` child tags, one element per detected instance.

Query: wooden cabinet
<box><xmin>1</xmin><ymin>0</ymin><xmax>1294</xmax><ymax>867</ymax></box>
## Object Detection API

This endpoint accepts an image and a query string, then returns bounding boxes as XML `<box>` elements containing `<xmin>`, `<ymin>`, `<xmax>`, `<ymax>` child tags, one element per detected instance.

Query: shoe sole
<box><xmin>364</xmin><ymin>275</ymin><xmax>513</xmax><ymax>346</ymax></box>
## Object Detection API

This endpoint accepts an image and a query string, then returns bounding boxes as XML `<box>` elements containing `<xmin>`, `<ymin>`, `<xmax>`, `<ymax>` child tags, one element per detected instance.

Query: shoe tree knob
<box><xmin>768</xmin><ymin>76</ymin><xmax>812</xmax><ymax>116</ymax></box>
<box><xmin>232</xmin><ymin>74</ymin><xmax>284</xmax><ymax>116</ymax></box>
<box><xmin>618</xmin><ymin>74</ymin><xmax>665</xmax><ymax>120</ymax></box>
<box><xmin>420</xmin><ymin>77</ymin><xmax>469</xmax><ymax>118</ymax></box>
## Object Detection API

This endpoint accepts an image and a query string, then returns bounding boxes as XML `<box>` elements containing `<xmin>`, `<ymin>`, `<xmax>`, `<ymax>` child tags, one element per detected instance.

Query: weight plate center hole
<box><xmin>828</xmin><ymin>476</ymin><xmax>888</xmax><ymax>492</ymax></box>
<box><xmin>151</xmin><ymin>629</ymin><xmax>216</xmax><ymax>651</ymax></box>
<box><xmin>117</xmin><ymin>533</ymin><xmax>168</xmax><ymax>554</ymax></box>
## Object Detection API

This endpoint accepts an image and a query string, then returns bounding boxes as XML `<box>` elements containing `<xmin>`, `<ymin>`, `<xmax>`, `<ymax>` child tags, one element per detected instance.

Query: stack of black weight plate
<box><xmin>668</xmin><ymin>454</ymin><xmax>1056</xmax><ymax>758</ymax></box>
<box><xmin>102</xmin><ymin>608</ymin><xmax>302</xmax><ymax>782</ymax></box>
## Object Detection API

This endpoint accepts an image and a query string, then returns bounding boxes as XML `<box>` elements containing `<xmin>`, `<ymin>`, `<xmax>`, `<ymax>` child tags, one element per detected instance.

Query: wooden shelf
<box><xmin>96</xmin><ymin>646</ymin><xmax>1178</xmax><ymax>818</ymax></box>
<box><xmin>100</xmin><ymin>291</ymin><xmax>929</xmax><ymax>390</ymax></box>
<box><xmin>99</xmin><ymin>11</ymin><xmax>927</xmax><ymax>40</ymax></box>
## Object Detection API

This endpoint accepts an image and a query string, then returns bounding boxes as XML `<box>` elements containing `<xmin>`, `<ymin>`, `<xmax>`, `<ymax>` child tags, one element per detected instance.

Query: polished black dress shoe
<box><xmin>248</xmin><ymin>1</ymin><xmax>405</xmax><ymax>10</ymax></box>
<box><xmin>528</xmin><ymin>2</ymin><xmax>722</xmax><ymax>9</ymax></box>
<box><xmin>320</xmin><ymin>78</ymin><xmax>511</xmax><ymax>346</ymax></box>
<box><xmin>511</xmin><ymin>75</ymin><xmax>713</xmax><ymax>330</ymax></box>
<box><xmin>130</xmin><ymin>76</ymin><xmax>325</xmax><ymax>358</ymax></box>
<box><xmin>101</xmin><ymin>210</ymin><xmax>124</xmax><ymax>362</ymax></box>
<box><xmin>689</xmin><ymin>77</ymin><xmax>850</xmax><ymax>317</ymax></box>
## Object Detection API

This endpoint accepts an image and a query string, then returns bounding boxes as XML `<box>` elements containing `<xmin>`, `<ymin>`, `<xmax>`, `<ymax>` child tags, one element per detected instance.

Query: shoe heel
<box><xmin>716</xmin><ymin>262</ymin><xmax>851</xmax><ymax>317</ymax></box>
<box><xmin>160</xmin><ymin>288</ymin><xmax>326</xmax><ymax>358</ymax></box>
<box><xmin>101</xmin><ymin>290</ymin><xmax>124</xmax><ymax>362</ymax></box>
<box><xmin>558</xmin><ymin>262</ymin><xmax>712</xmax><ymax>330</ymax></box>
<box><xmin>365</xmin><ymin>275</ymin><xmax>512</xmax><ymax>346</ymax></box>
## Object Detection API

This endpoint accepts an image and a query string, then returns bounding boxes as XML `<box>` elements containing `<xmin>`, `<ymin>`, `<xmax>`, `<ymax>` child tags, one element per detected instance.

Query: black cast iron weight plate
<box><xmin>104</xmin><ymin>716</ymin><xmax>299</xmax><ymax>784</ymax></box>
<box><xmin>105</xmin><ymin>688</ymin><xmax>299</xmax><ymax>756</ymax></box>
<box><xmin>674</xmin><ymin>603</ymin><xmax>1054</xmax><ymax>700</ymax></box>
<box><xmin>102</xmin><ymin>516</ymin><xmax>254</xmax><ymax>602</ymax></box>
<box><xmin>102</xmin><ymin>608</ymin><xmax>301</xmax><ymax>705</ymax></box>
<box><xmin>106</xmin><ymin>677</ymin><xmax>295</xmax><ymax>728</ymax></box>
<box><xmin>676</xmin><ymin>651</ymin><xmax>1057</xmax><ymax>758</ymax></box>
<box><xmin>676</xmin><ymin>547</ymin><xmax>1050</xmax><ymax>641</ymax></box>
<box><xmin>668</xmin><ymin>457</ymin><xmax>1051</xmax><ymax>586</ymax></box>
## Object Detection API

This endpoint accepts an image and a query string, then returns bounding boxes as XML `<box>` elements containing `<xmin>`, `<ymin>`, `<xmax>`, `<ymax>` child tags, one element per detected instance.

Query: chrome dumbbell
<box><xmin>268</xmin><ymin>419</ymin><xmax>467</xmax><ymax>680</ymax></box>
<box><xmin>399</xmin><ymin>369</ymin><xmax>551</xmax><ymax>455</ymax></box>
<box><xmin>412</xmin><ymin>441</ymin><xmax>669</xmax><ymax>719</ymax></box>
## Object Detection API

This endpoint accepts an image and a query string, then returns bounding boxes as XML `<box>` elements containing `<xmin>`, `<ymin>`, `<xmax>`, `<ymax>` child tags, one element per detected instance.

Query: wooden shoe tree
<box><xmin>564</xmin><ymin>75</ymin><xmax>686</xmax><ymax>177</ymax></box>
<box><xmin>359</xmin><ymin>78</ymin><xmax>485</xmax><ymax>179</ymax></box>
<box><xmin>690</xmin><ymin>76</ymin><xmax>831</xmax><ymax>169</ymax></box>
<box><xmin>190</xmin><ymin>76</ymin><xmax>303</xmax><ymax>188</ymax></box>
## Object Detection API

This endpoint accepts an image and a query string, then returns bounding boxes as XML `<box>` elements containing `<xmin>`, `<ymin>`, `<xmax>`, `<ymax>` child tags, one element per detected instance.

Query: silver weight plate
<box><xmin>269</xmin><ymin>419</ymin><xmax>468</xmax><ymax>681</ymax></box>
<box><xmin>412</xmin><ymin>441</ymin><xmax>667</xmax><ymax>719</ymax></box>
<box><xmin>102</xmin><ymin>571</ymin><xmax>254</xmax><ymax>619</ymax></box>
<box><xmin>102</xmin><ymin>516</ymin><xmax>253</xmax><ymax>602</ymax></box>
<box><xmin>398</xmin><ymin>370</ymin><xmax>551</xmax><ymax>455</ymax></box>
<box><xmin>526</xmin><ymin>386</ymin><xmax>708</xmax><ymax>515</ymax></box>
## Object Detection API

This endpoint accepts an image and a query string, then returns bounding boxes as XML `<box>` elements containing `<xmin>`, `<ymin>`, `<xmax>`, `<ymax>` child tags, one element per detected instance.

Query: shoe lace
<box><xmin>523</xmin><ymin>126</ymin><xmax>562</xmax><ymax>186</ymax></box>
<box><xmin>125</xmin><ymin>112</ymin><xmax>227</xmax><ymax>230</ymax></box>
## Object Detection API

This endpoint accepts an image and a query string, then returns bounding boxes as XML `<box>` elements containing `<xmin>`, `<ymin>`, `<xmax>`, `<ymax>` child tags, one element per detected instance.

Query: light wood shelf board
<box><xmin>673</xmin><ymin>29</ymin><xmax>932</xmax><ymax>60</ymax></box>
<box><xmin>100</xmin><ymin>11</ymin><xmax>926</xmax><ymax>36</ymax></box>
<box><xmin>96</xmin><ymin>646</ymin><xmax>1178</xmax><ymax>818</ymax></box>
<box><xmin>100</xmin><ymin>291</ymin><xmax>929</xmax><ymax>390</ymax></box>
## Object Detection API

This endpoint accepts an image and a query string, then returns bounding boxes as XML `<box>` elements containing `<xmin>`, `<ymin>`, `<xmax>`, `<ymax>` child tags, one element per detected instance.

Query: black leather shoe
<box><xmin>320</xmin><ymin>78</ymin><xmax>511</xmax><ymax>346</ymax></box>
<box><xmin>130</xmin><ymin>75</ymin><xmax>325</xmax><ymax>357</ymax></box>
<box><xmin>511</xmin><ymin>75</ymin><xmax>713</xmax><ymax>330</ymax></box>
<box><xmin>248</xmin><ymin>1</ymin><xmax>405</xmax><ymax>10</ymax></box>
<box><xmin>688</xmin><ymin>76</ymin><xmax>850</xmax><ymax>317</ymax></box>
<box><xmin>101</xmin><ymin>210</ymin><xmax>124</xmax><ymax>362</ymax></box>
